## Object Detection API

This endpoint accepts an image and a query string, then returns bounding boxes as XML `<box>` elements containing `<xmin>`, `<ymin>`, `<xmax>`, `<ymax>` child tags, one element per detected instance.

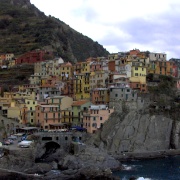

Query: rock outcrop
<box><xmin>91</xmin><ymin>111</ymin><xmax>173</xmax><ymax>153</ymax></box>
<box><xmin>0</xmin><ymin>148</ymin><xmax>35</xmax><ymax>172</ymax></box>
<box><xmin>56</xmin><ymin>146</ymin><xmax>120</xmax><ymax>179</ymax></box>
<box><xmin>59</xmin><ymin>146</ymin><xmax>120</xmax><ymax>170</ymax></box>
<box><xmin>171</xmin><ymin>121</ymin><xmax>180</xmax><ymax>149</ymax></box>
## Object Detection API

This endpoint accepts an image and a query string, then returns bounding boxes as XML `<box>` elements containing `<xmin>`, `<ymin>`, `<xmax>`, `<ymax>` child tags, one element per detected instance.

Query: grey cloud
<box><xmin>99</xmin><ymin>11</ymin><xmax>180</xmax><ymax>58</ymax></box>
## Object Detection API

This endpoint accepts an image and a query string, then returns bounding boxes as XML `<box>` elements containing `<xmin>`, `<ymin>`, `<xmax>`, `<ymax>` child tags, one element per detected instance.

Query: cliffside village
<box><xmin>0</xmin><ymin>49</ymin><xmax>180</xmax><ymax>134</ymax></box>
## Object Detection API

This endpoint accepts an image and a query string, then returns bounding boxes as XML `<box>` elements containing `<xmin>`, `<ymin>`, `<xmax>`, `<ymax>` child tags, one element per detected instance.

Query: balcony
<box><xmin>61</xmin><ymin>115</ymin><xmax>73</xmax><ymax>118</ymax></box>
<box><xmin>84</xmin><ymin>89</ymin><xmax>90</xmax><ymax>93</ymax></box>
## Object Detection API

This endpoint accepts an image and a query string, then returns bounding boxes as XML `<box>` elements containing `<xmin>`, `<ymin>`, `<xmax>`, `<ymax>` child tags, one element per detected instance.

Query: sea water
<box><xmin>113</xmin><ymin>156</ymin><xmax>180</xmax><ymax>180</ymax></box>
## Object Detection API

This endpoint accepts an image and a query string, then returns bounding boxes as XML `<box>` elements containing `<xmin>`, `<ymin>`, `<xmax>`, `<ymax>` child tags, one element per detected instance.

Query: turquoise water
<box><xmin>113</xmin><ymin>156</ymin><xmax>180</xmax><ymax>180</ymax></box>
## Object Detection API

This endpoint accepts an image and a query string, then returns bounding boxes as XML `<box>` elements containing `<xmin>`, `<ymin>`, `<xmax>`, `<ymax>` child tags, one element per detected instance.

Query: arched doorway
<box><xmin>36</xmin><ymin>141</ymin><xmax>60</xmax><ymax>163</ymax></box>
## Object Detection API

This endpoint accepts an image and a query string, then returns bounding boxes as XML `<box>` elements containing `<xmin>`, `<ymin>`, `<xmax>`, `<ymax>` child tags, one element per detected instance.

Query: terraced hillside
<box><xmin>0</xmin><ymin>65</ymin><xmax>34</xmax><ymax>87</ymax></box>
<box><xmin>0</xmin><ymin>0</ymin><xmax>109</xmax><ymax>62</ymax></box>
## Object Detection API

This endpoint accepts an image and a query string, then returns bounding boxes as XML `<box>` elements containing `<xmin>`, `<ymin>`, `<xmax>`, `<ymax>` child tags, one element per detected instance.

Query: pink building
<box><xmin>83</xmin><ymin>105</ymin><xmax>114</xmax><ymax>133</ymax></box>
<box><xmin>35</xmin><ymin>104</ymin><xmax>61</xmax><ymax>129</ymax></box>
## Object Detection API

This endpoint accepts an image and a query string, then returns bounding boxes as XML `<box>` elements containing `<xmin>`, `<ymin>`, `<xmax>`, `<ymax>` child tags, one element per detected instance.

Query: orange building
<box><xmin>108</xmin><ymin>60</ymin><xmax>115</xmax><ymax>72</ymax></box>
<box><xmin>35</xmin><ymin>104</ymin><xmax>61</xmax><ymax>129</ymax></box>
<box><xmin>91</xmin><ymin>88</ymin><xmax>109</xmax><ymax>104</ymax></box>
<box><xmin>155</xmin><ymin>61</ymin><xmax>174</xmax><ymax>76</ymax></box>
<box><xmin>129</xmin><ymin>49</ymin><xmax>140</xmax><ymax>56</ymax></box>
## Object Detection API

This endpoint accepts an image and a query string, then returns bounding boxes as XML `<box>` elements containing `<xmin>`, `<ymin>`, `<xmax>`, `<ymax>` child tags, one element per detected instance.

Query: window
<box><xmin>142</xmin><ymin>68</ymin><xmax>144</xmax><ymax>71</ymax></box>
<box><xmin>31</xmin><ymin>119</ymin><xmax>33</xmax><ymax>123</ymax></box>
<box><xmin>135</xmin><ymin>73</ymin><xmax>138</xmax><ymax>76</ymax></box>
<box><xmin>92</xmin><ymin>123</ymin><xmax>97</xmax><ymax>128</ymax></box>
<box><xmin>30</xmin><ymin>107</ymin><xmax>32</xmax><ymax>110</ymax></box>
<box><xmin>93</xmin><ymin>117</ymin><xmax>96</xmax><ymax>121</ymax></box>
<box><xmin>135</xmin><ymin>67</ymin><xmax>138</xmax><ymax>70</ymax></box>
<box><xmin>100</xmin><ymin>117</ymin><xmax>103</xmax><ymax>120</ymax></box>
<box><xmin>115</xmin><ymin>94</ymin><xmax>118</xmax><ymax>97</ymax></box>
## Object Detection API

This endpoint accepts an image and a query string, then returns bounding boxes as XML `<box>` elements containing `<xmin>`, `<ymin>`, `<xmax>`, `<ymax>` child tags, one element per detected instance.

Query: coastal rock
<box><xmin>50</xmin><ymin>161</ymin><xmax>58</xmax><ymax>170</ymax></box>
<box><xmin>59</xmin><ymin>146</ymin><xmax>120</xmax><ymax>171</ymax></box>
<box><xmin>0</xmin><ymin>148</ymin><xmax>35</xmax><ymax>171</ymax></box>
<box><xmin>172</xmin><ymin>121</ymin><xmax>180</xmax><ymax>149</ymax></box>
<box><xmin>24</xmin><ymin>163</ymin><xmax>52</xmax><ymax>174</ymax></box>
<box><xmin>92</xmin><ymin>111</ymin><xmax>173</xmax><ymax>153</ymax></box>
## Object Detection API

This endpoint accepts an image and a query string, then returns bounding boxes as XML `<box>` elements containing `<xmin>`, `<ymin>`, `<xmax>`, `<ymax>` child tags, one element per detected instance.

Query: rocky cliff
<box><xmin>91</xmin><ymin>110</ymin><xmax>174</xmax><ymax>153</ymax></box>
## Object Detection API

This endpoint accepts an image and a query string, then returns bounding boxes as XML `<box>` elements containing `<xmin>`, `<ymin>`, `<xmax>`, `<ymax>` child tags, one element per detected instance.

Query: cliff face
<box><xmin>92</xmin><ymin>111</ymin><xmax>173</xmax><ymax>153</ymax></box>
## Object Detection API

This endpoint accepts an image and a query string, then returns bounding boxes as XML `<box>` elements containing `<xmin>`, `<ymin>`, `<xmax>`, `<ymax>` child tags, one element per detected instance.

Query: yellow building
<box><xmin>20</xmin><ymin>99</ymin><xmax>38</xmax><ymax>125</ymax></box>
<box><xmin>7</xmin><ymin>101</ymin><xmax>24</xmax><ymax>121</ymax></box>
<box><xmin>74</xmin><ymin>74</ymin><xmax>90</xmax><ymax>100</ymax></box>
<box><xmin>81</xmin><ymin>61</ymin><xmax>90</xmax><ymax>74</ymax></box>
<box><xmin>41</xmin><ymin>77</ymin><xmax>48</xmax><ymax>86</ymax></box>
<box><xmin>8</xmin><ymin>92</ymin><xmax>35</xmax><ymax>100</ymax></box>
<box><xmin>61</xmin><ymin>109</ymin><xmax>73</xmax><ymax>125</ymax></box>
<box><xmin>29</xmin><ymin>74</ymin><xmax>41</xmax><ymax>85</ymax></box>
<box><xmin>3</xmin><ymin>92</ymin><xmax>14</xmax><ymax>99</ymax></box>
<box><xmin>108</xmin><ymin>53</ymin><xmax>119</xmax><ymax>60</ymax></box>
<box><xmin>130</xmin><ymin>61</ymin><xmax>147</xmax><ymax>77</ymax></box>
<box><xmin>45</xmin><ymin>96</ymin><xmax>73</xmax><ymax>110</ymax></box>
<box><xmin>148</xmin><ymin>61</ymin><xmax>156</xmax><ymax>74</ymax></box>
<box><xmin>8</xmin><ymin>59</ymin><xmax>16</xmax><ymax>68</ymax></box>
<box><xmin>5</xmin><ymin>53</ymin><xmax>14</xmax><ymax>61</ymax></box>
<box><xmin>129</xmin><ymin>76</ymin><xmax>147</xmax><ymax>92</ymax></box>
<box><xmin>59</xmin><ymin>62</ymin><xmax>73</xmax><ymax>81</ymax></box>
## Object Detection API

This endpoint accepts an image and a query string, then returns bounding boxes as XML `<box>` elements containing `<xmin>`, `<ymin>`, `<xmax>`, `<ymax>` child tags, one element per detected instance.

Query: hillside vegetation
<box><xmin>0</xmin><ymin>0</ymin><xmax>109</xmax><ymax>62</ymax></box>
<box><xmin>0</xmin><ymin>64</ymin><xmax>34</xmax><ymax>90</ymax></box>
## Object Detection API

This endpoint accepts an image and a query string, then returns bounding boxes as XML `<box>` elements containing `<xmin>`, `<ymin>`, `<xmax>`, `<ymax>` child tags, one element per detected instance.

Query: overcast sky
<box><xmin>30</xmin><ymin>0</ymin><xmax>180</xmax><ymax>60</ymax></box>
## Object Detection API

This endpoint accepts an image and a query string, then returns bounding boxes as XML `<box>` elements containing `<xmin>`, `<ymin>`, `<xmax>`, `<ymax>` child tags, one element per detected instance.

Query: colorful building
<box><xmin>91</xmin><ymin>88</ymin><xmax>109</xmax><ymax>104</ymax></box>
<box><xmin>73</xmin><ymin>73</ymin><xmax>90</xmax><ymax>100</ymax></box>
<box><xmin>83</xmin><ymin>105</ymin><xmax>114</xmax><ymax>133</ymax></box>
<box><xmin>16</xmin><ymin>50</ymin><xmax>53</xmax><ymax>64</ymax></box>
<box><xmin>154</xmin><ymin>61</ymin><xmax>173</xmax><ymax>76</ymax></box>
<box><xmin>71</xmin><ymin>100</ymin><xmax>90</xmax><ymax>126</ymax></box>
<box><xmin>35</xmin><ymin>104</ymin><xmax>61</xmax><ymax>129</ymax></box>
<box><xmin>129</xmin><ymin>76</ymin><xmax>147</xmax><ymax>92</ymax></box>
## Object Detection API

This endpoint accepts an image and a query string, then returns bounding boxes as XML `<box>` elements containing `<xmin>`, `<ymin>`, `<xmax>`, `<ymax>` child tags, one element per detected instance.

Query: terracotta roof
<box><xmin>72</xmin><ymin>100</ymin><xmax>89</xmax><ymax>106</ymax></box>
